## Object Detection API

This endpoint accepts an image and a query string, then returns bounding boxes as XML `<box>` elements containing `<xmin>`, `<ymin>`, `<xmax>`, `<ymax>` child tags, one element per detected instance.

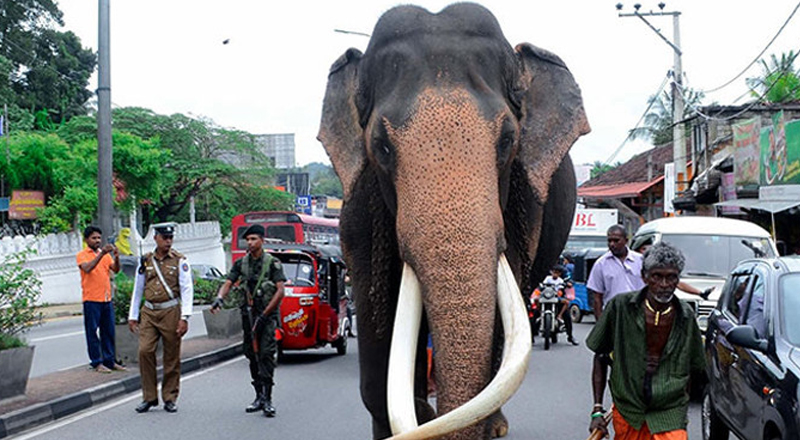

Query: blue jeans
<box><xmin>83</xmin><ymin>301</ymin><xmax>116</xmax><ymax>368</ymax></box>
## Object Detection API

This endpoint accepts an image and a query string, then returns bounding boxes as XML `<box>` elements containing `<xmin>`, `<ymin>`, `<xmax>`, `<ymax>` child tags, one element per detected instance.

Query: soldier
<box><xmin>128</xmin><ymin>223</ymin><xmax>194</xmax><ymax>413</ymax></box>
<box><xmin>213</xmin><ymin>224</ymin><xmax>285</xmax><ymax>417</ymax></box>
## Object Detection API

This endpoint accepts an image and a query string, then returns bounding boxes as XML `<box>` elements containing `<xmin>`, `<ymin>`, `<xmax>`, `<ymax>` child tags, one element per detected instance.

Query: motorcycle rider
<box><xmin>531</xmin><ymin>265</ymin><xmax>579</xmax><ymax>346</ymax></box>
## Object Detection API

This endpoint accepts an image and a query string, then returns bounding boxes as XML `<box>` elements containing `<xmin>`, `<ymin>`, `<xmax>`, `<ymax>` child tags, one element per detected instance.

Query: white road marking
<box><xmin>12</xmin><ymin>356</ymin><xmax>246</xmax><ymax>440</ymax></box>
<box><xmin>29</xmin><ymin>331</ymin><xmax>84</xmax><ymax>343</ymax></box>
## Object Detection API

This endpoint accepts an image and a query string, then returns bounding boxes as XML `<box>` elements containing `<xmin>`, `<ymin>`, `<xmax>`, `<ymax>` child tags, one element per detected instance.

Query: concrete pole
<box><xmin>672</xmin><ymin>13</ymin><xmax>686</xmax><ymax>194</ymax></box>
<box><xmin>97</xmin><ymin>0</ymin><xmax>114</xmax><ymax>243</ymax></box>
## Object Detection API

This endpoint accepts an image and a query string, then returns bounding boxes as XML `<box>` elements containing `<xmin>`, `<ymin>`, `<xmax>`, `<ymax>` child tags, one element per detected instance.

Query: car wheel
<box><xmin>702</xmin><ymin>387</ymin><xmax>729</xmax><ymax>440</ymax></box>
<box><xmin>334</xmin><ymin>331</ymin><xmax>348</xmax><ymax>355</ymax></box>
<box><xmin>570</xmin><ymin>304</ymin><xmax>583</xmax><ymax>323</ymax></box>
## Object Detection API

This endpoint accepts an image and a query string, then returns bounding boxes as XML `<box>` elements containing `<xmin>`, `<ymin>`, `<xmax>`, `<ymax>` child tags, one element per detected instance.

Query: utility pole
<box><xmin>618</xmin><ymin>3</ymin><xmax>686</xmax><ymax>197</ymax></box>
<box><xmin>97</xmin><ymin>0</ymin><xmax>114</xmax><ymax>243</ymax></box>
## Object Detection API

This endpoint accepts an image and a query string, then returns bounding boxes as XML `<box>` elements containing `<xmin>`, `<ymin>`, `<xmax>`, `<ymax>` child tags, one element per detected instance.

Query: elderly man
<box><xmin>587</xmin><ymin>225</ymin><xmax>646</xmax><ymax>318</ymax></box>
<box><xmin>586</xmin><ymin>242</ymin><xmax>706</xmax><ymax>440</ymax></box>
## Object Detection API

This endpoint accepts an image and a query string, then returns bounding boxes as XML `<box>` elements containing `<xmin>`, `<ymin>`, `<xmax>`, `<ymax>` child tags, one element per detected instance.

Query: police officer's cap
<box><xmin>243</xmin><ymin>224</ymin><xmax>265</xmax><ymax>238</ymax></box>
<box><xmin>153</xmin><ymin>222</ymin><xmax>176</xmax><ymax>237</ymax></box>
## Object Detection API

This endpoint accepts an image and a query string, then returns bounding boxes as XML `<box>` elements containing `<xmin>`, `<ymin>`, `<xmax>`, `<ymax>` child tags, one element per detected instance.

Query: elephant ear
<box><xmin>317</xmin><ymin>48</ymin><xmax>366</xmax><ymax>201</ymax></box>
<box><xmin>514</xmin><ymin>43</ymin><xmax>590</xmax><ymax>202</ymax></box>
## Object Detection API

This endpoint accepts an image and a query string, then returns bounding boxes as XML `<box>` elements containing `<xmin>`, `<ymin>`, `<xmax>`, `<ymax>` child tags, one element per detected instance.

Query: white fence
<box><xmin>0</xmin><ymin>221</ymin><xmax>226</xmax><ymax>305</ymax></box>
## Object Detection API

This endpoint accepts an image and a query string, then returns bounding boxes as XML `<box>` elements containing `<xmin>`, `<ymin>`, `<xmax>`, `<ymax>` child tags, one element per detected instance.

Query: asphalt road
<box><xmin>15</xmin><ymin>319</ymin><xmax>708</xmax><ymax>439</ymax></box>
<box><xmin>26</xmin><ymin>310</ymin><xmax>208</xmax><ymax>378</ymax></box>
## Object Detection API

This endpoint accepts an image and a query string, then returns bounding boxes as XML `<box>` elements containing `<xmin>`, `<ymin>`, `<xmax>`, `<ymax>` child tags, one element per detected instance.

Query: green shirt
<box><xmin>586</xmin><ymin>289</ymin><xmax>706</xmax><ymax>434</ymax></box>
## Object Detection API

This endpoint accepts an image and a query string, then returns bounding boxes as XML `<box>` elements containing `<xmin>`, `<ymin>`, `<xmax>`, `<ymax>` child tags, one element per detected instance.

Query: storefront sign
<box><xmin>733</xmin><ymin>118</ymin><xmax>761</xmax><ymax>190</ymax></box>
<box><xmin>760</xmin><ymin>113</ymin><xmax>800</xmax><ymax>185</ymax></box>
<box><xmin>9</xmin><ymin>190</ymin><xmax>44</xmax><ymax>219</ymax></box>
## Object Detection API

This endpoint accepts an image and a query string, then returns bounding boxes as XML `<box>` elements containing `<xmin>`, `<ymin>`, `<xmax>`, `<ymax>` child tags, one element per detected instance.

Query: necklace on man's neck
<box><xmin>645</xmin><ymin>299</ymin><xmax>672</xmax><ymax>326</ymax></box>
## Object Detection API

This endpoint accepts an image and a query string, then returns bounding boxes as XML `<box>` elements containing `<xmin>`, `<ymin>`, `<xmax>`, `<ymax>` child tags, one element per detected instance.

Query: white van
<box><xmin>631</xmin><ymin>216</ymin><xmax>778</xmax><ymax>330</ymax></box>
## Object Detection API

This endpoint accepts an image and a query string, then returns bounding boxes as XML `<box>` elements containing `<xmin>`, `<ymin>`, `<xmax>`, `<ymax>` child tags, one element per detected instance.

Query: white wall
<box><xmin>0</xmin><ymin>221</ymin><xmax>226</xmax><ymax>305</ymax></box>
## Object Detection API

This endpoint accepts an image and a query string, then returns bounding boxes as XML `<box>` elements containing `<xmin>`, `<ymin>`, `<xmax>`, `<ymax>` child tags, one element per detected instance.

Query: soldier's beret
<box><xmin>153</xmin><ymin>222</ymin><xmax>176</xmax><ymax>237</ymax></box>
<box><xmin>243</xmin><ymin>224</ymin><xmax>265</xmax><ymax>238</ymax></box>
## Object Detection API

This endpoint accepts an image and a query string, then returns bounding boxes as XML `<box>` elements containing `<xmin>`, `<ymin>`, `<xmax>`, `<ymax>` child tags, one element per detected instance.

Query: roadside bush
<box><xmin>0</xmin><ymin>249</ymin><xmax>43</xmax><ymax>350</ymax></box>
<box><xmin>113</xmin><ymin>272</ymin><xmax>135</xmax><ymax>325</ymax></box>
<box><xmin>193</xmin><ymin>278</ymin><xmax>237</xmax><ymax>308</ymax></box>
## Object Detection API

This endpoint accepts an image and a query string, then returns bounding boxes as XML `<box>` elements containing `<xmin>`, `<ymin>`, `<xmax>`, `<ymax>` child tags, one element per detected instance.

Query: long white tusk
<box><xmin>387</xmin><ymin>263</ymin><xmax>424</xmax><ymax>434</ymax></box>
<box><xmin>387</xmin><ymin>254</ymin><xmax>532</xmax><ymax>439</ymax></box>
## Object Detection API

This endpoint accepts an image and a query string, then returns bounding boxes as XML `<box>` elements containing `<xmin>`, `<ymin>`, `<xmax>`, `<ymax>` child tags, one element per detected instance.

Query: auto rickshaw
<box><xmin>263</xmin><ymin>242</ymin><xmax>351</xmax><ymax>359</ymax></box>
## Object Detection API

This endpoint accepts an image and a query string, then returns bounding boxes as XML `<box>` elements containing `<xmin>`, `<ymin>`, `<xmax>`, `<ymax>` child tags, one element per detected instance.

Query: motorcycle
<box><xmin>531</xmin><ymin>282</ymin><xmax>563</xmax><ymax>350</ymax></box>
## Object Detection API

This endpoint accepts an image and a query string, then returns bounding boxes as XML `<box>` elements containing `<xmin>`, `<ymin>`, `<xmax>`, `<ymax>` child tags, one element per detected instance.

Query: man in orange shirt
<box><xmin>77</xmin><ymin>226</ymin><xmax>123</xmax><ymax>373</ymax></box>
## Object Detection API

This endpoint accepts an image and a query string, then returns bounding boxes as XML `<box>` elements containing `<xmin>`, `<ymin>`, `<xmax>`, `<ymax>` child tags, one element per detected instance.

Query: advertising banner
<box><xmin>9</xmin><ymin>190</ymin><xmax>44</xmax><ymax>219</ymax></box>
<box><xmin>733</xmin><ymin>117</ymin><xmax>761</xmax><ymax>190</ymax></box>
<box><xmin>720</xmin><ymin>172</ymin><xmax>740</xmax><ymax>214</ymax></box>
<box><xmin>760</xmin><ymin>112</ymin><xmax>800</xmax><ymax>185</ymax></box>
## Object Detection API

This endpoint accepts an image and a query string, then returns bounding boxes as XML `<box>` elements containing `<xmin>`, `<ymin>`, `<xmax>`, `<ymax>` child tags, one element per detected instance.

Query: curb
<box><xmin>0</xmin><ymin>343</ymin><xmax>242</xmax><ymax>439</ymax></box>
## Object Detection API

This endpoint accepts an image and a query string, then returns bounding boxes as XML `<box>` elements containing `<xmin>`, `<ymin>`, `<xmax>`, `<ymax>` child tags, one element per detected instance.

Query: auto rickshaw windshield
<box><xmin>278</xmin><ymin>255</ymin><xmax>316</xmax><ymax>287</ymax></box>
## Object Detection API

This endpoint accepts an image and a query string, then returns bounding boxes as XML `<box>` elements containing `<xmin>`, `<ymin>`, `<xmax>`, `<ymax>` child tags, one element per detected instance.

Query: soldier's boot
<box><xmin>245</xmin><ymin>382</ymin><xmax>265</xmax><ymax>413</ymax></box>
<box><xmin>262</xmin><ymin>385</ymin><xmax>276</xmax><ymax>418</ymax></box>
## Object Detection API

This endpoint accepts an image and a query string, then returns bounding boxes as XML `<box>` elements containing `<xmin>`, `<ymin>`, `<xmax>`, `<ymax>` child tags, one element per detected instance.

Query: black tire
<box><xmin>551</xmin><ymin>330</ymin><xmax>558</xmax><ymax>344</ymax></box>
<box><xmin>334</xmin><ymin>327</ymin><xmax>348</xmax><ymax>355</ymax></box>
<box><xmin>702</xmin><ymin>387</ymin><xmax>729</xmax><ymax>440</ymax></box>
<box><xmin>570</xmin><ymin>304</ymin><xmax>583</xmax><ymax>323</ymax></box>
<box><xmin>543</xmin><ymin>314</ymin><xmax>552</xmax><ymax>351</ymax></box>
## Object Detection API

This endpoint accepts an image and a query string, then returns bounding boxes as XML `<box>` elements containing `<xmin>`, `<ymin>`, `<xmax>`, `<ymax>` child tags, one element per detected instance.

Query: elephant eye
<box><xmin>372</xmin><ymin>139</ymin><xmax>395</xmax><ymax>169</ymax></box>
<box><xmin>497</xmin><ymin>134</ymin><xmax>515</xmax><ymax>165</ymax></box>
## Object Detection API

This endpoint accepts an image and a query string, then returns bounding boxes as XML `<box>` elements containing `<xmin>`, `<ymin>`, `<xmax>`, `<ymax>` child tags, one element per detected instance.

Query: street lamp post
<box><xmin>97</xmin><ymin>0</ymin><xmax>114</xmax><ymax>243</ymax></box>
<box><xmin>618</xmin><ymin>3</ymin><xmax>687</xmax><ymax>198</ymax></box>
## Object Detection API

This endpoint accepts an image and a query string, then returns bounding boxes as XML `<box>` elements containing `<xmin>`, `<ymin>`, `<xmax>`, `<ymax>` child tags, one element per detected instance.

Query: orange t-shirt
<box><xmin>76</xmin><ymin>247</ymin><xmax>114</xmax><ymax>302</ymax></box>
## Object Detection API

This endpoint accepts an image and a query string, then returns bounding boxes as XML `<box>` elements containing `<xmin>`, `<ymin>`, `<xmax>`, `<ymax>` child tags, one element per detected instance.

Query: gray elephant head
<box><xmin>318</xmin><ymin>4</ymin><xmax>589</xmax><ymax>439</ymax></box>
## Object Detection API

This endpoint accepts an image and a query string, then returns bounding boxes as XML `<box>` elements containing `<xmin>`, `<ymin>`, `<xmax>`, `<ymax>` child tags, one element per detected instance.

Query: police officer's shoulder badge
<box><xmin>272</xmin><ymin>259</ymin><xmax>282</xmax><ymax>270</ymax></box>
<box><xmin>182</xmin><ymin>262</ymin><xmax>189</xmax><ymax>272</ymax></box>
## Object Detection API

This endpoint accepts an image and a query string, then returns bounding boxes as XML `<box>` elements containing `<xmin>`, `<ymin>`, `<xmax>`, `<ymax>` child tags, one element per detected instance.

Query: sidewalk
<box><xmin>0</xmin><ymin>304</ymin><xmax>243</xmax><ymax>439</ymax></box>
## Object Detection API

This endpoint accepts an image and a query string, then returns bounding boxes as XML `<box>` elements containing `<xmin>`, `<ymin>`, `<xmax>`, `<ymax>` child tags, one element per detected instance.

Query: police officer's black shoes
<box><xmin>263</xmin><ymin>385</ymin><xmax>276</xmax><ymax>418</ymax></box>
<box><xmin>135</xmin><ymin>400</ymin><xmax>158</xmax><ymax>413</ymax></box>
<box><xmin>163</xmin><ymin>401</ymin><xmax>177</xmax><ymax>413</ymax></box>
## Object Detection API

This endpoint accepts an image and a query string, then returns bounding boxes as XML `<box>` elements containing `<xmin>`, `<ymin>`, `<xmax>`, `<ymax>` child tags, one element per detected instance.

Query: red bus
<box><xmin>230</xmin><ymin>211</ymin><xmax>339</xmax><ymax>262</ymax></box>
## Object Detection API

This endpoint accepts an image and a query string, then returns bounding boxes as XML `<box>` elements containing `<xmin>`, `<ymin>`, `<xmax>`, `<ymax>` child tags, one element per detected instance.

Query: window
<box><xmin>742</xmin><ymin>274</ymin><xmax>767</xmax><ymax>338</ymax></box>
<box><xmin>780</xmin><ymin>274</ymin><xmax>800</xmax><ymax>346</ymax></box>
<box><xmin>266</xmin><ymin>225</ymin><xmax>297</xmax><ymax>242</ymax></box>
<box><xmin>724</xmin><ymin>275</ymin><xmax>751</xmax><ymax>321</ymax></box>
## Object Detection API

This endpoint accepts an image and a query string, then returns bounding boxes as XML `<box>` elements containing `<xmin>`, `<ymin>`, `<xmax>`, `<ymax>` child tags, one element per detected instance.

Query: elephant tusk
<box><xmin>387</xmin><ymin>255</ymin><xmax>532</xmax><ymax>439</ymax></box>
<box><xmin>387</xmin><ymin>263</ymin><xmax>424</xmax><ymax>434</ymax></box>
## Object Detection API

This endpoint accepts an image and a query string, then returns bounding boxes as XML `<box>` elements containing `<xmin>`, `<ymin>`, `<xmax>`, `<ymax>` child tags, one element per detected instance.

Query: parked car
<box><xmin>191</xmin><ymin>263</ymin><xmax>225</xmax><ymax>281</ymax></box>
<box><xmin>703</xmin><ymin>256</ymin><xmax>800</xmax><ymax>440</ymax></box>
<box><xmin>631</xmin><ymin>216</ymin><xmax>778</xmax><ymax>330</ymax></box>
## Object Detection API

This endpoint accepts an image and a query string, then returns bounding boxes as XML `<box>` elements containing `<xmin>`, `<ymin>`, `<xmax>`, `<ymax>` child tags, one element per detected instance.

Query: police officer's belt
<box><xmin>144</xmin><ymin>298</ymin><xmax>180</xmax><ymax>310</ymax></box>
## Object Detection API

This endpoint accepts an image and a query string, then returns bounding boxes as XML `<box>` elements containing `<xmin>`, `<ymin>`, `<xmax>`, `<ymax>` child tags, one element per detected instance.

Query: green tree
<box><xmin>746</xmin><ymin>51</ymin><xmax>800</xmax><ymax>103</ymax></box>
<box><xmin>12</xmin><ymin>30</ymin><xmax>97</xmax><ymax>124</ymax></box>
<box><xmin>305</xmin><ymin>163</ymin><xmax>342</xmax><ymax>198</ymax></box>
<box><xmin>590</xmin><ymin>160</ymin><xmax>621</xmax><ymax>179</ymax></box>
<box><xmin>111</xmin><ymin>107</ymin><xmax>280</xmax><ymax>223</ymax></box>
<box><xmin>629</xmin><ymin>87</ymin><xmax>704</xmax><ymax>146</ymax></box>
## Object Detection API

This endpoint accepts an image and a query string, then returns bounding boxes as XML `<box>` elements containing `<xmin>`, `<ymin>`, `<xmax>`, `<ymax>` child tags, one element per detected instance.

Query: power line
<box><xmin>677</xmin><ymin>47</ymin><xmax>800</xmax><ymax>122</ymax></box>
<box><xmin>701</xmin><ymin>1</ymin><xmax>800</xmax><ymax>94</ymax></box>
<box><xmin>604</xmin><ymin>71</ymin><xmax>671</xmax><ymax>165</ymax></box>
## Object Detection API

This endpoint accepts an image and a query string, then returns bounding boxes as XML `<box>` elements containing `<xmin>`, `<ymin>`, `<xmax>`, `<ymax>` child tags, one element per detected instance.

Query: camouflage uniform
<box><xmin>227</xmin><ymin>253</ymin><xmax>286</xmax><ymax>393</ymax></box>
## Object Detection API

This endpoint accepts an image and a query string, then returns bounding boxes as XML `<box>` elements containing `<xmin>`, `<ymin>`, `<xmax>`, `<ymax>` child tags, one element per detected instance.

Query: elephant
<box><xmin>317</xmin><ymin>3</ymin><xmax>589</xmax><ymax>439</ymax></box>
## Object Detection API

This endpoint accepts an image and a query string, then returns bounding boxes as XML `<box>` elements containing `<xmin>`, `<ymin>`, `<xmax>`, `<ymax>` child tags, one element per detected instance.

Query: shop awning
<box><xmin>714</xmin><ymin>199</ymin><xmax>800</xmax><ymax>214</ymax></box>
<box><xmin>578</xmin><ymin>177</ymin><xmax>663</xmax><ymax>199</ymax></box>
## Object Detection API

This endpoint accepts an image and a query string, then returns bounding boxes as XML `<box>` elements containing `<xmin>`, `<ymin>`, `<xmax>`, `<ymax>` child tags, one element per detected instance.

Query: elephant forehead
<box><xmin>384</xmin><ymin>88</ymin><xmax>503</xmax><ymax>170</ymax></box>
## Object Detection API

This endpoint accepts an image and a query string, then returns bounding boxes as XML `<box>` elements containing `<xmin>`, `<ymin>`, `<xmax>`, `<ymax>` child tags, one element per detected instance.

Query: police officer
<box><xmin>213</xmin><ymin>224</ymin><xmax>285</xmax><ymax>417</ymax></box>
<box><xmin>128</xmin><ymin>223</ymin><xmax>194</xmax><ymax>413</ymax></box>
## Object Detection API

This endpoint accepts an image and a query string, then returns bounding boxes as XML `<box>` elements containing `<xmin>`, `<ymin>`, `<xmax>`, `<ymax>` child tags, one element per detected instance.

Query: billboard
<box><xmin>9</xmin><ymin>190</ymin><xmax>44</xmax><ymax>219</ymax></box>
<box><xmin>733</xmin><ymin>117</ymin><xmax>761</xmax><ymax>190</ymax></box>
<box><xmin>760</xmin><ymin>112</ymin><xmax>800</xmax><ymax>185</ymax></box>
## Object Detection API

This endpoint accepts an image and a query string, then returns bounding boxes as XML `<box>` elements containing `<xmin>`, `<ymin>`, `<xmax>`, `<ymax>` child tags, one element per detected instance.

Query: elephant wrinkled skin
<box><xmin>318</xmin><ymin>3</ymin><xmax>589</xmax><ymax>439</ymax></box>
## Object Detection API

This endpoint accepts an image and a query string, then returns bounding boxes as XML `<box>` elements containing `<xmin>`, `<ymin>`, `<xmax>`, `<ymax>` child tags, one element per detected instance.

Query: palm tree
<box><xmin>628</xmin><ymin>87</ymin><xmax>704</xmax><ymax>146</ymax></box>
<box><xmin>746</xmin><ymin>51</ymin><xmax>800</xmax><ymax>103</ymax></box>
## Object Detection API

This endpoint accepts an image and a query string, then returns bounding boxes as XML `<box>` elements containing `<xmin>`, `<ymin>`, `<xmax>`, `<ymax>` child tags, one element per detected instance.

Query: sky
<box><xmin>55</xmin><ymin>1</ymin><xmax>800</xmax><ymax>168</ymax></box>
